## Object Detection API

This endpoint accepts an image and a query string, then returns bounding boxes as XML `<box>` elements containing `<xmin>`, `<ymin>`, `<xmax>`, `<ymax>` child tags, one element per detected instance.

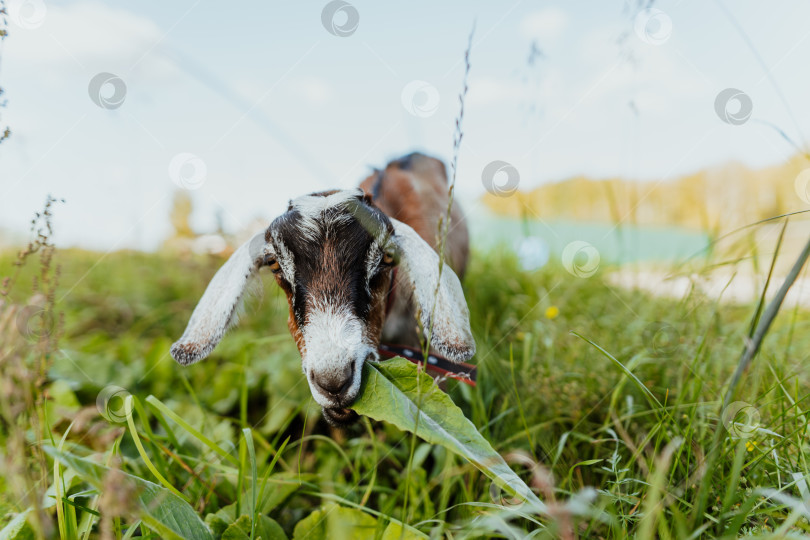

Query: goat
<box><xmin>170</xmin><ymin>152</ymin><xmax>475</xmax><ymax>425</ymax></box>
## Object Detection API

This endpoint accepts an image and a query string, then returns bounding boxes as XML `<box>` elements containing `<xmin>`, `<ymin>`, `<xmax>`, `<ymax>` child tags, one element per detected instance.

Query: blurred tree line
<box><xmin>483</xmin><ymin>153</ymin><xmax>810</xmax><ymax>235</ymax></box>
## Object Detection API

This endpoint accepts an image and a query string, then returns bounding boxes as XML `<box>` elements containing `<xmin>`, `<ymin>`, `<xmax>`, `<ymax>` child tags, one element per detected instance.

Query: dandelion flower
<box><xmin>545</xmin><ymin>306</ymin><xmax>560</xmax><ymax>320</ymax></box>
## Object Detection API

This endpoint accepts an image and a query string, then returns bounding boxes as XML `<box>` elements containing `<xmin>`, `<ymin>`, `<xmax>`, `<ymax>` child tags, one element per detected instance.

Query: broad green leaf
<box><xmin>0</xmin><ymin>510</ymin><xmax>34</xmax><ymax>540</ymax></box>
<box><xmin>221</xmin><ymin>514</ymin><xmax>287</xmax><ymax>540</ymax></box>
<box><xmin>292</xmin><ymin>503</ymin><xmax>378</xmax><ymax>540</ymax></box>
<box><xmin>352</xmin><ymin>359</ymin><xmax>545</xmax><ymax>510</ymax></box>
<box><xmin>44</xmin><ymin>446</ymin><xmax>213</xmax><ymax>540</ymax></box>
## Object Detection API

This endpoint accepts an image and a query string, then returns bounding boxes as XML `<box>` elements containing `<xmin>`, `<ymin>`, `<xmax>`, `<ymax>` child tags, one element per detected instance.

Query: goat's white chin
<box><xmin>322</xmin><ymin>407</ymin><xmax>359</xmax><ymax>426</ymax></box>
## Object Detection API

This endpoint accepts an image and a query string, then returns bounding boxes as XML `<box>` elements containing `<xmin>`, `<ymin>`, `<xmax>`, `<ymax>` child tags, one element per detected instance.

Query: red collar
<box><xmin>377</xmin><ymin>344</ymin><xmax>477</xmax><ymax>387</ymax></box>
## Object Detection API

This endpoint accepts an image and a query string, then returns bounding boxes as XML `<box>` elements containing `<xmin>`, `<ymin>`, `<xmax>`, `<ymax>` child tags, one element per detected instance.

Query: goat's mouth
<box><xmin>322</xmin><ymin>407</ymin><xmax>359</xmax><ymax>426</ymax></box>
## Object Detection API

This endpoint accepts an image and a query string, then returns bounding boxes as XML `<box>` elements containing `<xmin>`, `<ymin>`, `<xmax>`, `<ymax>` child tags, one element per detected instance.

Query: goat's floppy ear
<box><xmin>171</xmin><ymin>230</ymin><xmax>271</xmax><ymax>366</ymax></box>
<box><xmin>390</xmin><ymin>218</ymin><xmax>475</xmax><ymax>362</ymax></box>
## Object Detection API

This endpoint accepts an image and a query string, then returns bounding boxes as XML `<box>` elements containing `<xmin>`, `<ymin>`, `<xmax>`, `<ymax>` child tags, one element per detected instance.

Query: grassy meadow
<box><xmin>2</xmin><ymin>206</ymin><xmax>810</xmax><ymax>539</ymax></box>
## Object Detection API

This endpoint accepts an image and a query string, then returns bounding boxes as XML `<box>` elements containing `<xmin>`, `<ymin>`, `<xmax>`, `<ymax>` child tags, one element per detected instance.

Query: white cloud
<box><xmin>6</xmin><ymin>1</ymin><xmax>173</xmax><ymax>78</ymax></box>
<box><xmin>520</xmin><ymin>8</ymin><xmax>568</xmax><ymax>43</ymax></box>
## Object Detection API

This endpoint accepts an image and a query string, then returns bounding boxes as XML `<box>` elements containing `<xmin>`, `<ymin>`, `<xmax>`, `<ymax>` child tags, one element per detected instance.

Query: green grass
<box><xmin>2</xmin><ymin>234</ymin><xmax>810</xmax><ymax>538</ymax></box>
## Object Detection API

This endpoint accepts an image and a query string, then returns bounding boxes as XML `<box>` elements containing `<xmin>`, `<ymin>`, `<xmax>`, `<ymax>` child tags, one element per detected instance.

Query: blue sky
<box><xmin>1</xmin><ymin>0</ymin><xmax>809</xmax><ymax>250</ymax></box>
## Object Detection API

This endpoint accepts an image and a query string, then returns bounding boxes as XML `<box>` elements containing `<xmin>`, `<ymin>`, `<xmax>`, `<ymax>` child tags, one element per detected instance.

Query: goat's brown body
<box><xmin>360</xmin><ymin>152</ymin><xmax>470</xmax><ymax>348</ymax></box>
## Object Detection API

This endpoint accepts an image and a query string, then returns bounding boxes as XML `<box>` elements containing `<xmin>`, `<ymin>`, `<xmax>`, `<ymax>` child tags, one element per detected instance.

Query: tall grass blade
<box><xmin>124</xmin><ymin>395</ymin><xmax>186</xmax><ymax>499</ymax></box>
<box><xmin>724</xmin><ymin>235</ymin><xmax>810</xmax><ymax>407</ymax></box>
<box><xmin>571</xmin><ymin>332</ymin><xmax>662</xmax><ymax>410</ymax></box>
<box><xmin>242</xmin><ymin>428</ymin><xmax>258</xmax><ymax>540</ymax></box>
<box><xmin>692</xmin><ymin>235</ymin><xmax>810</xmax><ymax>531</ymax></box>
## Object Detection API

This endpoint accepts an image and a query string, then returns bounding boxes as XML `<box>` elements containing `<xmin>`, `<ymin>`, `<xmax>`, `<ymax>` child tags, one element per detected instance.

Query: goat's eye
<box><xmin>381</xmin><ymin>251</ymin><xmax>396</xmax><ymax>266</ymax></box>
<box><xmin>264</xmin><ymin>256</ymin><xmax>281</xmax><ymax>273</ymax></box>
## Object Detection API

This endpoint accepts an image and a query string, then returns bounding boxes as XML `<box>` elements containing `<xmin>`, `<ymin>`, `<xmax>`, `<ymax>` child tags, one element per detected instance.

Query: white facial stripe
<box><xmin>363</xmin><ymin>242</ymin><xmax>383</xmax><ymax>295</ymax></box>
<box><xmin>301</xmin><ymin>301</ymin><xmax>373</xmax><ymax>407</ymax></box>
<box><xmin>290</xmin><ymin>189</ymin><xmax>363</xmax><ymax>241</ymax></box>
<box><xmin>291</xmin><ymin>189</ymin><xmax>363</xmax><ymax>214</ymax></box>
<box><xmin>270</xmin><ymin>229</ymin><xmax>296</xmax><ymax>291</ymax></box>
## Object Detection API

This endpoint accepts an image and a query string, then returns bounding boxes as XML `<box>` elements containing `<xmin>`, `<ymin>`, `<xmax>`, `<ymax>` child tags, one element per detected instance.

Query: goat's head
<box><xmin>170</xmin><ymin>189</ymin><xmax>475</xmax><ymax>425</ymax></box>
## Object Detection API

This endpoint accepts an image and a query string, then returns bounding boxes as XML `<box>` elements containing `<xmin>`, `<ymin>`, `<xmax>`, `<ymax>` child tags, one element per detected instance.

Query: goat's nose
<box><xmin>313</xmin><ymin>363</ymin><xmax>354</xmax><ymax>396</ymax></box>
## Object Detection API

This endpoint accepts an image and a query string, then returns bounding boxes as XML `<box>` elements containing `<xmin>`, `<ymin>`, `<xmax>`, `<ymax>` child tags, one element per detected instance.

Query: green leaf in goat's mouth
<box><xmin>351</xmin><ymin>357</ymin><xmax>545</xmax><ymax>510</ymax></box>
